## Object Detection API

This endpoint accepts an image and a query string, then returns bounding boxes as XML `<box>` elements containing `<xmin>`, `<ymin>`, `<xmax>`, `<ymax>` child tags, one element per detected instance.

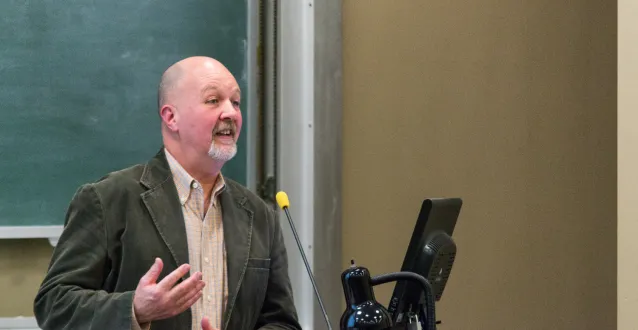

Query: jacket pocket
<box><xmin>241</xmin><ymin>259</ymin><xmax>271</xmax><ymax>329</ymax></box>
<box><xmin>246</xmin><ymin>257</ymin><xmax>270</xmax><ymax>270</ymax></box>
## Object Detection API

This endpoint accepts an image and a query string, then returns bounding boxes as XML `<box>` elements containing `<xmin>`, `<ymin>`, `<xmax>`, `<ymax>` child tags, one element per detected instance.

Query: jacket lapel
<box><xmin>139</xmin><ymin>150</ymin><xmax>190</xmax><ymax>269</ymax></box>
<box><xmin>220</xmin><ymin>186</ymin><xmax>253</xmax><ymax>330</ymax></box>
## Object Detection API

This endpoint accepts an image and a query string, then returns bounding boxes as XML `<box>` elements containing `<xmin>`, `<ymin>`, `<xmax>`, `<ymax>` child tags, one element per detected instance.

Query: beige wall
<box><xmin>342</xmin><ymin>0</ymin><xmax>616</xmax><ymax>329</ymax></box>
<box><xmin>0</xmin><ymin>240</ymin><xmax>52</xmax><ymax>316</ymax></box>
<box><xmin>618</xmin><ymin>0</ymin><xmax>637</xmax><ymax>328</ymax></box>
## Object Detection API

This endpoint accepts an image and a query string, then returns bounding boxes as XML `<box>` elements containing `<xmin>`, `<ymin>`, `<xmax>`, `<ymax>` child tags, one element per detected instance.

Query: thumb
<box><xmin>140</xmin><ymin>258</ymin><xmax>163</xmax><ymax>285</ymax></box>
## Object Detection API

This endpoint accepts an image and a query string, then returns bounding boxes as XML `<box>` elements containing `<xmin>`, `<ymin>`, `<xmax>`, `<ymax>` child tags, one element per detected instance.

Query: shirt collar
<box><xmin>164</xmin><ymin>148</ymin><xmax>226</xmax><ymax>206</ymax></box>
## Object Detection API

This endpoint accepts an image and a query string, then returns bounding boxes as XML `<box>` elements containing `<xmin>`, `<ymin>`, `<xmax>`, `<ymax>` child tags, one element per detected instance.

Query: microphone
<box><xmin>276</xmin><ymin>191</ymin><xmax>333</xmax><ymax>330</ymax></box>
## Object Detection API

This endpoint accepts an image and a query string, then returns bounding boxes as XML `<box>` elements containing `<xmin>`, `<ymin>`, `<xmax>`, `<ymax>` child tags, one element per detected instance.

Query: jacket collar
<box><xmin>140</xmin><ymin>149</ymin><xmax>174</xmax><ymax>191</ymax></box>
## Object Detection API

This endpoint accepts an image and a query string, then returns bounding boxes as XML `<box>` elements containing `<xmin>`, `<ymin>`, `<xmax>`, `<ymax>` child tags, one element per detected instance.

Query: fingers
<box><xmin>178</xmin><ymin>290</ymin><xmax>203</xmax><ymax>315</ymax></box>
<box><xmin>139</xmin><ymin>258</ymin><xmax>163</xmax><ymax>285</ymax></box>
<box><xmin>201</xmin><ymin>316</ymin><xmax>213</xmax><ymax>330</ymax></box>
<box><xmin>158</xmin><ymin>263</ymin><xmax>191</xmax><ymax>289</ymax></box>
<box><xmin>171</xmin><ymin>273</ymin><xmax>205</xmax><ymax>303</ymax></box>
<box><xmin>200</xmin><ymin>316</ymin><xmax>220</xmax><ymax>330</ymax></box>
<box><xmin>174</xmin><ymin>277</ymin><xmax>205</xmax><ymax>308</ymax></box>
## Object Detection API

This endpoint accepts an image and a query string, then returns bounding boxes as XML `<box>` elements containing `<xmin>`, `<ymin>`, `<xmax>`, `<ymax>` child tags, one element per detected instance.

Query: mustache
<box><xmin>212</xmin><ymin>120</ymin><xmax>237</xmax><ymax>135</ymax></box>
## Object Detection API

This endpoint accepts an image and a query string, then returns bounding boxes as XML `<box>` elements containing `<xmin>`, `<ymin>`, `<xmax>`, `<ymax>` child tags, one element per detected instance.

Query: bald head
<box><xmin>157</xmin><ymin>56</ymin><xmax>235</xmax><ymax>110</ymax></box>
<box><xmin>158</xmin><ymin>63</ymin><xmax>182</xmax><ymax>109</ymax></box>
<box><xmin>157</xmin><ymin>56</ymin><xmax>243</xmax><ymax>173</ymax></box>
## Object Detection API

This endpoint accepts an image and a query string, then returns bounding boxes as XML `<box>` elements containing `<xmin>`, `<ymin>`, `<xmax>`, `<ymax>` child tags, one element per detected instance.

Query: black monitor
<box><xmin>387</xmin><ymin>198</ymin><xmax>463</xmax><ymax>324</ymax></box>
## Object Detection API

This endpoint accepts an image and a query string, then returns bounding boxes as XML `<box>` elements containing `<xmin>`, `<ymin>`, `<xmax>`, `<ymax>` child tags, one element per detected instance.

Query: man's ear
<box><xmin>159</xmin><ymin>105</ymin><xmax>178</xmax><ymax>131</ymax></box>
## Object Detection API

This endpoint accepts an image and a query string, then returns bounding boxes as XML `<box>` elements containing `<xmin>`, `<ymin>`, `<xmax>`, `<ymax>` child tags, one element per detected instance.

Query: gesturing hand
<box><xmin>133</xmin><ymin>258</ymin><xmax>206</xmax><ymax>324</ymax></box>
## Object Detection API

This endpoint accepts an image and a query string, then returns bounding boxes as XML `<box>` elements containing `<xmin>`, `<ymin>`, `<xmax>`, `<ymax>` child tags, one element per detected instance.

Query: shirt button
<box><xmin>192</xmin><ymin>182</ymin><xmax>199</xmax><ymax>189</ymax></box>
<box><xmin>204</xmin><ymin>257</ymin><xmax>210</xmax><ymax>263</ymax></box>
<box><xmin>207</xmin><ymin>295</ymin><xmax>212</xmax><ymax>301</ymax></box>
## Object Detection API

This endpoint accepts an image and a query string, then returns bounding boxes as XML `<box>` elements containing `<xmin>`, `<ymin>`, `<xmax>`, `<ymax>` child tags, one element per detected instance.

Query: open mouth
<box><xmin>214</xmin><ymin>128</ymin><xmax>234</xmax><ymax>137</ymax></box>
<box><xmin>213</xmin><ymin>122</ymin><xmax>236</xmax><ymax>141</ymax></box>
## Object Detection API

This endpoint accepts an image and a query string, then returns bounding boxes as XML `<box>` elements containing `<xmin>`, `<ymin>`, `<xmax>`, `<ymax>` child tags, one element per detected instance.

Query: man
<box><xmin>33</xmin><ymin>56</ymin><xmax>301</xmax><ymax>330</ymax></box>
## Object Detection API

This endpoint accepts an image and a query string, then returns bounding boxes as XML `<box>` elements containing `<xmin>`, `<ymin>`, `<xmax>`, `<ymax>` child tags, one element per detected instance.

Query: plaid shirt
<box><xmin>165</xmin><ymin>149</ymin><xmax>228</xmax><ymax>329</ymax></box>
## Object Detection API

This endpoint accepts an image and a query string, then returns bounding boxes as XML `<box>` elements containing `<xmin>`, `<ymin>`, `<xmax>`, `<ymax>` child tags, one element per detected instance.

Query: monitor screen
<box><xmin>387</xmin><ymin>198</ymin><xmax>463</xmax><ymax>323</ymax></box>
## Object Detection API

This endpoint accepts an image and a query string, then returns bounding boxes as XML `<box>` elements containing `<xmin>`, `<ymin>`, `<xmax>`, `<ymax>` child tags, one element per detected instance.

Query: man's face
<box><xmin>173</xmin><ymin>61</ymin><xmax>243</xmax><ymax>162</ymax></box>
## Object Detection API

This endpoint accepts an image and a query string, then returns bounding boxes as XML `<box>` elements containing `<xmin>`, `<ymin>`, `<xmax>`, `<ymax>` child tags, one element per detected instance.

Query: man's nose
<box><xmin>219</xmin><ymin>100</ymin><xmax>238</xmax><ymax>119</ymax></box>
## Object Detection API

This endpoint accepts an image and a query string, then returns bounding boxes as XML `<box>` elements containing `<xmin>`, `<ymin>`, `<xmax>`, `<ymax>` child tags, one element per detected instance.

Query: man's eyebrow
<box><xmin>201</xmin><ymin>85</ymin><xmax>219</xmax><ymax>94</ymax></box>
<box><xmin>200</xmin><ymin>85</ymin><xmax>241</xmax><ymax>97</ymax></box>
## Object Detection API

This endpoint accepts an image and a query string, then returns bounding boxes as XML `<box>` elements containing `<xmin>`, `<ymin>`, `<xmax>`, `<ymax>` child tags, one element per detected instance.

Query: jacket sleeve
<box><xmin>33</xmin><ymin>184</ymin><xmax>136</xmax><ymax>330</ymax></box>
<box><xmin>255</xmin><ymin>207</ymin><xmax>302</xmax><ymax>330</ymax></box>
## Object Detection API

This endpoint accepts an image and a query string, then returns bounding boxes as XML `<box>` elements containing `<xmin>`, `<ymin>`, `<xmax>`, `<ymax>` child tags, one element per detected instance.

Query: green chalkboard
<box><xmin>0</xmin><ymin>0</ymin><xmax>250</xmax><ymax>227</ymax></box>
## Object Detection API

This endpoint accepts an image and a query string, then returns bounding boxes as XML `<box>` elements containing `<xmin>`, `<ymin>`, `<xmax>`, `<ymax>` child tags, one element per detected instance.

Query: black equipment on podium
<box><xmin>276</xmin><ymin>192</ymin><xmax>463</xmax><ymax>330</ymax></box>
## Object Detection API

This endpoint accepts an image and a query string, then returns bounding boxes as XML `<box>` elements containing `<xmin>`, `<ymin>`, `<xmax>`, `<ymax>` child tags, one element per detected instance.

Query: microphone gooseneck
<box><xmin>276</xmin><ymin>191</ymin><xmax>333</xmax><ymax>330</ymax></box>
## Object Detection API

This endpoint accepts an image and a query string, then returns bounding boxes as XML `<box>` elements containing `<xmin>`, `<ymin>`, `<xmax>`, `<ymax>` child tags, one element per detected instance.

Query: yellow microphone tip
<box><xmin>275</xmin><ymin>191</ymin><xmax>290</xmax><ymax>209</ymax></box>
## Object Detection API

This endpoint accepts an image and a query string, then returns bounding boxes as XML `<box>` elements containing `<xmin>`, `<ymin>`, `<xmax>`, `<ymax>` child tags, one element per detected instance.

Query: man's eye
<box><xmin>232</xmin><ymin>101</ymin><xmax>241</xmax><ymax>107</ymax></box>
<box><xmin>207</xmin><ymin>99</ymin><xmax>218</xmax><ymax>104</ymax></box>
